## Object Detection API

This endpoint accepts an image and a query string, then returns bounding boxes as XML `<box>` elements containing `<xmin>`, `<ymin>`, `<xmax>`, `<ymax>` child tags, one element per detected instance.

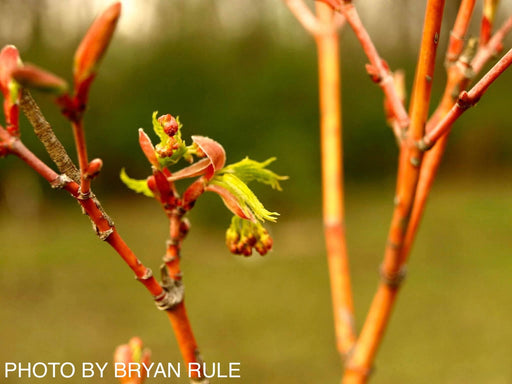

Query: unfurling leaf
<box><xmin>120</xmin><ymin>168</ymin><xmax>154</xmax><ymax>197</ymax></box>
<box><xmin>191</xmin><ymin>135</ymin><xmax>226</xmax><ymax>179</ymax></box>
<box><xmin>168</xmin><ymin>136</ymin><xmax>226</xmax><ymax>181</ymax></box>
<box><xmin>208</xmin><ymin>173</ymin><xmax>278</xmax><ymax>222</ymax></box>
<box><xmin>219</xmin><ymin>157</ymin><xmax>288</xmax><ymax>190</ymax></box>
<box><xmin>169</xmin><ymin>158</ymin><xmax>211</xmax><ymax>181</ymax></box>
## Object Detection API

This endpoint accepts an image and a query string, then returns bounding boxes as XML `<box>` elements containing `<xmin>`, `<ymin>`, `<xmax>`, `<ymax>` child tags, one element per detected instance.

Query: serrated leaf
<box><xmin>120</xmin><ymin>168</ymin><xmax>154</xmax><ymax>197</ymax></box>
<box><xmin>220</xmin><ymin>157</ymin><xmax>288</xmax><ymax>191</ymax></box>
<box><xmin>205</xmin><ymin>183</ymin><xmax>254</xmax><ymax>221</ymax></box>
<box><xmin>209</xmin><ymin>173</ymin><xmax>278</xmax><ymax>222</ymax></box>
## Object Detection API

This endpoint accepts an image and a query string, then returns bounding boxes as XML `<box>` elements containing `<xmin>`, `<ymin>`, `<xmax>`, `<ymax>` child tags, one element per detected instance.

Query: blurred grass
<box><xmin>1</xmin><ymin>176</ymin><xmax>512</xmax><ymax>383</ymax></box>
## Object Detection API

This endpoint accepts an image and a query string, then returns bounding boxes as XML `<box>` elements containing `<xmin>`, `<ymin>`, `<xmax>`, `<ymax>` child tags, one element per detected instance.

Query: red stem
<box><xmin>446</xmin><ymin>0</ymin><xmax>477</xmax><ymax>63</ymax></box>
<box><xmin>71</xmin><ymin>119</ymin><xmax>91</xmax><ymax>195</ymax></box>
<box><xmin>424</xmin><ymin>47</ymin><xmax>512</xmax><ymax>147</ymax></box>
<box><xmin>341</xmin><ymin>2</ymin><xmax>409</xmax><ymax>129</ymax></box>
<box><xmin>9</xmin><ymin>138</ymin><xmax>164</xmax><ymax>297</ymax></box>
<box><xmin>473</xmin><ymin>15</ymin><xmax>512</xmax><ymax>74</ymax></box>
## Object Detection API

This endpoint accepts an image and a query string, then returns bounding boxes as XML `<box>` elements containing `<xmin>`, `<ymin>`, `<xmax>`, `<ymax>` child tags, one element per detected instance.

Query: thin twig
<box><xmin>340</xmin><ymin>1</ymin><xmax>410</xmax><ymax>129</ymax></box>
<box><xmin>423</xmin><ymin>47</ymin><xmax>512</xmax><ymax>148</ymax></box>
<box><xmin>384</xmin><ymin>70</ymin><xmax>407</xmax><ymax>143</ymax></box>
<box><xmin>446</xmin><ymin>0</ymin><xmax>477</xmax><ymax>64</ymax></box>
<box><xmin>473</xmin><ymin>15</ymin><xmax>512</xmax><ymax>74</ymax></box>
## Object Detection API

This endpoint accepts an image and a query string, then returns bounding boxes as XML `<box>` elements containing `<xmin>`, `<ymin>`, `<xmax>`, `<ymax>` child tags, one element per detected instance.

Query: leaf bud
<box><xmin>157</xmin><ymin>114</ymin><xmax>179</xmax><ymax>137</ymax></box>
<box><xmin>85</xmin><ymin>158</ymin><xmax>103</xmax><ymax>179</ymax></box>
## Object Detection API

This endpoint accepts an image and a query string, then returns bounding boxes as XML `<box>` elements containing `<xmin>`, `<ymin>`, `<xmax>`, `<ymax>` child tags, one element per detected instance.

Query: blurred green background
<box><xmin>1</xmin><ymin>0</ymin><xmax>512</xmax><ymax>383</ymax></box>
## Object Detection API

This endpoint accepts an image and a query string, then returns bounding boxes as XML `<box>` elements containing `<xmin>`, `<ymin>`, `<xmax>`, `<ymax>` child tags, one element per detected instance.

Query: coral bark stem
<box><xmin>316</xmin><ymin>2</ymin><xmax>355</xmax><ymax>357</ymax></box>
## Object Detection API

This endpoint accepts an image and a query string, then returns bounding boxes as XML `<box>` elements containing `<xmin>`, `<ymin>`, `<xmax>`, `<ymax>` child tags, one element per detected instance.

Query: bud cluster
<box><xmin>225</xmin><ymin>216</ymin><xmax>273</xmax><ymax>256</ymax></box>
<box><xmin>155</xmin><ymin>114</ymin><xmax>180</xmax><ymax>158</ymax></box>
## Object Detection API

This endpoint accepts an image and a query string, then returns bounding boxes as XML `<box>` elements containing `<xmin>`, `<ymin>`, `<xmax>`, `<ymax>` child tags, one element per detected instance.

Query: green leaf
<box><xmin>152</xmin><ymin>111</ymin><xmax>168</xmax><ymax>145</ymax></box>
<box><xmin>219</xmin><ymin>157</ymin><xmax>288</xmax><ymax>191</ymax></box>
<box><xmin>209</xmin><ymin>173</ymin><xmax>278</xmax><ymax>222</ymax></box>
<box><xmin>120</xmin><ymin>168</ymin><xmax>154</xmax><ymax>197</ymax></box>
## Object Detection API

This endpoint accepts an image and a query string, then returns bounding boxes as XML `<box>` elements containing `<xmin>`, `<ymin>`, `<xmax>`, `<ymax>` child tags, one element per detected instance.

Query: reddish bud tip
<box><xmin>365</xmin><ymin>64</ymin><xmax>380</xmax><ymax>83</ymax></box>
<box><xmin>74</xmin><ymin>2</ymin><xmax>122</xmax><ymax>86</ymax></box>
<box><xmin>12</xmin><ymin>64</ymin><xmax>68</xmax><ymax>94</ymax></box>
<box><xmin>147</xmin><ymin>176</ymin><xmax>157</xmax><ymax>194</ymax></box>
<box><xmin>85</xmin><ymin>158</ymin><xmax>103</xmax><ymax>179</ymax></box>
<box><xmin>157</xmin><ymin>114</ymin><xmax>179</xmax><ymax>137</ymax></box>
<box><xmin>0</xmin><ymin>46</ymin><xmax>23</xmax><ymax>136</ymax></box>
<box><xmin>0</xmin><ymin>45</ymin><xmax>21</xmax><ymax>97</ymax></box>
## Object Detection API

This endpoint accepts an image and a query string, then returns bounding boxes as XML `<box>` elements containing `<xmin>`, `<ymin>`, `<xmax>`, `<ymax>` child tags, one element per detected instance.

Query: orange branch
<box><xmin>403</xmin><ymin>14</ymin><xmax>512</xmax><ymax>265</ymax></box>
<box><xmin>401</xmin><ymin>0</ymin><xmax>477</xmax><ymax>263</ymax></box>
<box><xmin>315</xmin><ymin>2</ymin><xmax>355</xmax><ymax>357</ymax></box>
<box><xmin>343</xmin><ymin>1</ymin><xmax>446</xmax><ymax>382</ymax></box>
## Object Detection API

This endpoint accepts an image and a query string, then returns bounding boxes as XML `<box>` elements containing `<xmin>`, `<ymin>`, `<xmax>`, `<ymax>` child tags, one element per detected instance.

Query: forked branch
<box><xmin>343</xmin><ymin>1</ymin><xmax>446</xmax><ymax>382</ymax></box>
<box><xmin>422</xmin><ymin>47</ymin><xmax>512</xmax><ymax>148</ymax></box>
